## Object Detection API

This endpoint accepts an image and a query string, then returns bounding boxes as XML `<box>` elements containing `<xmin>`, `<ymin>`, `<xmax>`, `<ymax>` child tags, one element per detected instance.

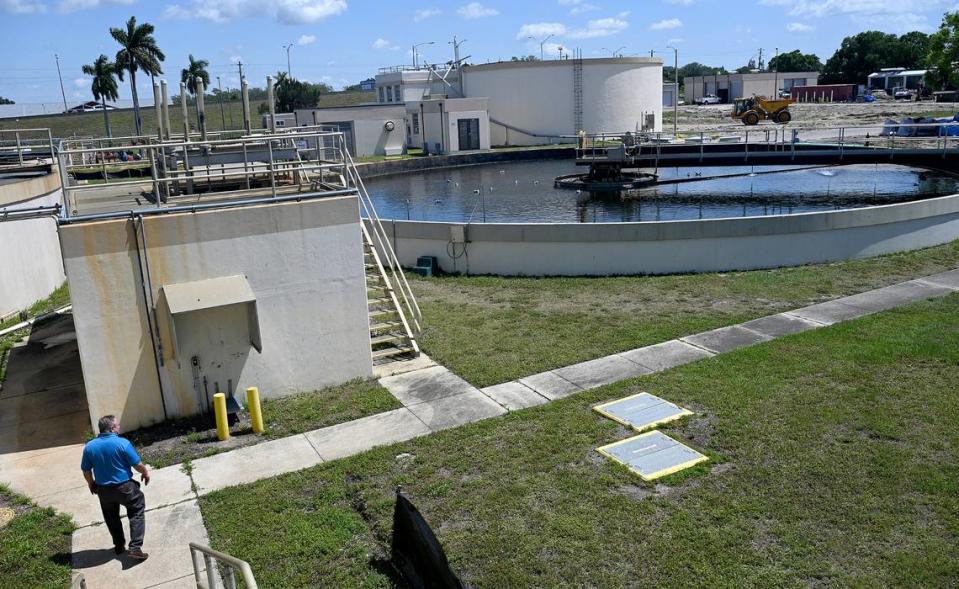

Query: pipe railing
<box><xmin>58</xmin><ymin>128</ymin><xmax>352</xmax><ymax>217</ymax></box>
<box><xmin>575</xmin><ymin>122</ymin><xmax>959</xmax><ymax>162</ymax></box>
<box><xmin>0</xmin><ymin>128</ymin><xmax>55</xmax><ymax>167</ymax></box>
<box><xmin>189</xmin><ymin>543</ymin><xmax>257</xmax><ymax>589</ymax></box>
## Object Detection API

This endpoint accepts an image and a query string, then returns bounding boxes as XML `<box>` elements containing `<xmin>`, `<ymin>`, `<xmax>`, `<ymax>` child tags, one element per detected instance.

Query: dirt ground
<box><xmin>671</xmin><ymin>98</ymin><xmax>959</xmax><ymax>134</ymax></box>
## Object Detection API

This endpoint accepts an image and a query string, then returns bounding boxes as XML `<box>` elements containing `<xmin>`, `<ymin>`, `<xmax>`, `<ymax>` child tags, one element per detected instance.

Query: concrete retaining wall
<box><xmin>0</xmin><ymin>172</ymin><xmax>65</xmax><ymax>318</ymax></box>
<box><xmin>61</xmin><ymin>196</ymin><xmax>372</xmax><ymax>431</ymax></box>
<box><xmin>370</xmin><ymin>193</ymin><xmax>959</xmax><ymax>276</ymax></box>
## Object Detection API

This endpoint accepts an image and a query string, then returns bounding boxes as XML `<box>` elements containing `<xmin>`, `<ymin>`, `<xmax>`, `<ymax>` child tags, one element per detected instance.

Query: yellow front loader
<box><xmin>731</xmin><ymin>96</ymin><xmax>795</xmax><ymax>125</ymax></box>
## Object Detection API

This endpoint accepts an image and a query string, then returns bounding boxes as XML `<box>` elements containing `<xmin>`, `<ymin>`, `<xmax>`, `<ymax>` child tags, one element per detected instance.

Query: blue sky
<box><xmin>1</xmin><ymin>0</ymin><xmax>957</xmax><ymax>104</ymax></box>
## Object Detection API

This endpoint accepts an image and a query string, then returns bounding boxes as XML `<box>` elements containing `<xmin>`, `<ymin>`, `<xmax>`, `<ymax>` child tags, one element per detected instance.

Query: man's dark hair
<box><xmin>98</xmin><ymin>415</ymin><xmax>117</xmax><ymax>433</ymax></box>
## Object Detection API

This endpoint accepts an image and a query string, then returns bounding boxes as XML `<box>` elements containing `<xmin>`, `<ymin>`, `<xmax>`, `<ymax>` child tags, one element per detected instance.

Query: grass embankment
<box><xmin>0</xmin><ymin>283</ymin><xmax>71</xmax><ymax>382</ymax></box>
<box><xmin>0</xmin><ymin>90</ymin><xmax>374</xmax><ymax>138</ymax></box>
<box><xmin>411</xmin><ymin>240</ymin><xmax>959</xmax><ymax>388</ymax></box>
<box><xmin>127</xmin><ymin>379</ymin><xmax>401</xmax><ymax>468</ymax></box>
<box><xmin>200</xmin><ymin>294</ymin><xmax>959</xmax><ymax>587</ymax></box>
<box><xmin>0</xmin><ymin>485</ymin><xmax>74</xmax><ymax>588</ymax></box>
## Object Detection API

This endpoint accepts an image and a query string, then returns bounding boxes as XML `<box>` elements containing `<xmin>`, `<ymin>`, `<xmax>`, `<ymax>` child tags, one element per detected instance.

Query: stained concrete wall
<box><xmin>371</xmin><ymin>193</ymin><xmax>959</xmax><ymax>276</ymax></box>
<box><xmin>60</xmin><ymin>196</ymin><xmax>372</xmax><ymax>431</ymax></box>
<box><xmin>0</xmin><ymin>172</ymin><xmax>65</xmax><ymax>318</ymax></box>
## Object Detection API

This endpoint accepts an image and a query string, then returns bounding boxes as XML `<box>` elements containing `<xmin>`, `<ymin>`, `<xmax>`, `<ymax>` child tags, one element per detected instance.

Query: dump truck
<box><xmin>731</xmin><ymin>96</ymin><xmax>795</xmax><ymax>125</ymax></box>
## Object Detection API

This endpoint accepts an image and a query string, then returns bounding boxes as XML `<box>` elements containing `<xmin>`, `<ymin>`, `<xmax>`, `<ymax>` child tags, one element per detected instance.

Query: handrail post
<box><xmin>267</xmin><ymin>137</ymin><xmax>277</xmax><ymax>198</ymax></box>
<box><xmin>15</xmin><ymin>131</ymin><xmax>23</xmax><ymax>166</ymax></box>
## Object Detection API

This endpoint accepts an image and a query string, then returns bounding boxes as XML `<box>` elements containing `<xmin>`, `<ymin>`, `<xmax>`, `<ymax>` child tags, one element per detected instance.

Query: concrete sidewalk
<box><xmin>1</xmin><ymin>268</ymin><xmax>956</xmax><ymax>588</ymax></box>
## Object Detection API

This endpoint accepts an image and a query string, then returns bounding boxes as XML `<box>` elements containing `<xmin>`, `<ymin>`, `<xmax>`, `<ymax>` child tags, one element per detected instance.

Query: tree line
<box><xmin>669</xmin><ymin>9</ymin><xmax>958</xmax><ymax>91</ymax></box>
<box><xmin>78</xmin><ymin>16</ymin><xmax>342</xmax><ymax>137</ymax></box>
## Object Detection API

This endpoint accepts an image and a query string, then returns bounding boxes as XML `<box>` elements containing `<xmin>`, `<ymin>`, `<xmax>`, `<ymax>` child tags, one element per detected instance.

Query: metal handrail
<box><xmin>343</xmin><ymin>148</ymin><xmax>423</xmax><ymax>328</ymax></box>
<box><xmin>0</xmin><ymin>128</ymin><xmax>55</xmax><ymax>167</ymax></box>
<box><xmin>189</xmin><ymin>542</ymin><xmax>257</xmax><ymax>589</ymax></box>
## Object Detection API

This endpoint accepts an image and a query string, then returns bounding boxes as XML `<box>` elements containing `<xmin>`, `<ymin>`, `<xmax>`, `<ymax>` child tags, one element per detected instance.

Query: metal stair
<box><xmin>343</xmin><ymin>150</ymin><xmax>423</xmax><ymax>364</ymax></box>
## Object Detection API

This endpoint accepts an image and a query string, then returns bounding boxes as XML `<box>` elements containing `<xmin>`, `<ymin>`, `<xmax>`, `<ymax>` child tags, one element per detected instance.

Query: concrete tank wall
<box><xmin>370</xmin><ymin>193</ymin><xmax>959</xmax><ymax>276</ymax></box>
<box><xmin>60</xmin><ymin>196</ymin><xmax>373</xmax><ymax>431</ymax></box>
<box><xmin>462</xmin><ymin>57</ymin><xmax>662</xmax><ymax>146</ymax></box>
<box><xmin>0</xmin><ymin>172</ymin><xmax>65</xmax><ymax>318</ymax></box>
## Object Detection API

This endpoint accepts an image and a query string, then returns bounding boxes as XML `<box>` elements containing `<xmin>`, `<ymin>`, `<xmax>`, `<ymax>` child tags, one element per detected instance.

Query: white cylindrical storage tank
<box><xmin>461</xmin><ymin>57</ymin><xmax>662</xmax><ymax>146</ymax></box>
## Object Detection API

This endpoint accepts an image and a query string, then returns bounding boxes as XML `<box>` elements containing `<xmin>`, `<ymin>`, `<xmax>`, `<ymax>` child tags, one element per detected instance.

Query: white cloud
<box><xmin>650</xmin><ymin>17</ymin><xmax>681</xmax><ymax>30</ymax></box>
<box><xmin>570</xmin><ymin>16</ymin><xmax>629</xmax><ymax>38</ymax></box>
<box><xmin>372</xmin><ymin>37</ymin><xmax>400</xmax><ymax>50</ymax></box>
<box><xmin>543</xmin><ymin>42</ymin><xmax>565</xmax><ymax>57</ymax></box>
<box><xmin>58</xmin><ymin>0</ymin><xmax>134</xmax><ymax>12</ymax></box>
<box><xmin>457</xmin><ymin>2</ymin><xmax>498</xmax><ymax>18</ymax></box>
<box><xmin>559</xmin><ymin>0</ymin><xmax>599</xmax><ymax>14</ymax></box>
<box><xmin>786</xmin><ymin>22</ymin><xmax>812</xmax><ymax>31</ymax></box>
<box><xmin>516</xmin><ymin>22</ymin><xmax>567</xmax><ymax>39</ymax></box>
<box><xmin>1</xmin><ymin>0</ymin><xmax>46</xmax><ymax>13</ymax></box>
<box><xmin>414</xmin><ymin>7</ymin><xmax>440</xmax><ymax>21</ymax></box>
<box><xmin>297</xmin><ymin>33</ymin><xmax>316</xmax><ymax>45</ymax></box>
<box><xmin>757</xmin><ymin>0</ymin><xmax>946</xmax><ymax>19</ymax></box>
<box><xmin>163</xmin><ymin>0</ymin><xmax>347</xmax><ymax>24</ymax></box>
<box><xmin>229</xmin><ymin>55</ymin><xmax>244</xmax><ymax>64</ymax></box>
<box><xmin>73</xmin><ymin>77</ymin><xmax>88</xmax><ymax>88</ymax></box>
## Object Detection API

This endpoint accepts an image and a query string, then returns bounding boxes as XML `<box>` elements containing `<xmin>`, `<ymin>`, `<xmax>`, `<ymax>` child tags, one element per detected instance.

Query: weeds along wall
<box><xmin>0</xmin><ymin>173</ymin><xmax>65</xmax><ymax>318</ymax></box>
<box><xmin>60</xmin><ymin>196</ymin><xmax>372</xmax><ymax>431</ymax></box>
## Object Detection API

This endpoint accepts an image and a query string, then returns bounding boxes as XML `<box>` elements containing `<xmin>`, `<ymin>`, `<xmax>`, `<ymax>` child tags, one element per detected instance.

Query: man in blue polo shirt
<box><xmin>81</xmin><ymin>414</ymin><xmax>151</xmax><ymax>561</ymax></box>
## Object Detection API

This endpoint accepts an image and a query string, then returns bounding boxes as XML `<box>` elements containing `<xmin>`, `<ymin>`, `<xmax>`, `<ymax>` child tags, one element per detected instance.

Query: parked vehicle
<box><xmin>893</xmin><ymin>87</ymin><xmax>914</xmax><ymax>100</ymax></box>
<box><xmin>696</xmin><ymin>94</ymin><xmax>722</xmax><ymax>105</ymax></box>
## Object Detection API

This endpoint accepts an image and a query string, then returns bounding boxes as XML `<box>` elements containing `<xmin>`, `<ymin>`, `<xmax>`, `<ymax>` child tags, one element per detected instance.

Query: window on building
<box><xmin>386</xmin><ymin>86</ymin><xmax>393</xmax><ymax>102</ymax></box>
<box><xmin>394</xmin><ymin>85</ymin><xmax>402</xmax><ymax>102</ymax></box>
<box><xmin>378</xmin><ymin>87</ymin><xmax>385</xmax><ymax>102</ymax></box>
<box><xmin>412</xmin><ymin>113</ymin><xmax>419</xmax><ymax>135</ymax></box>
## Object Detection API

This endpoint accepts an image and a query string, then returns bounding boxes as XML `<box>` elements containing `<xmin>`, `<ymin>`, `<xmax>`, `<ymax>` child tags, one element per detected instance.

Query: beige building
<box><xmin>295</xmin><ymin>104</ymin><xmax>408</xmax><ymax>157</ymax></box>
<box><xmin>684</xmin><ymin>71</ymin><xmax>819</xmax><ymax>104</ymax></box>
<box><xmin>409</xmin><ymin>97</ymin><xmax>490</xmax><ymax>154</ymax></box>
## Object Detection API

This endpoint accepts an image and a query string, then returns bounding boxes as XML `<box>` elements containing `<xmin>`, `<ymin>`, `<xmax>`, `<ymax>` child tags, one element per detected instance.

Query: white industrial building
<box><xmin>294</xmin><ymin>56</ymin><xmax>664</xmax><ymax>156</ymax></box>
<box><xmin>684</xmin><ymin>71</ymin><xmax>819</xmax><ymax>104</ymax></box>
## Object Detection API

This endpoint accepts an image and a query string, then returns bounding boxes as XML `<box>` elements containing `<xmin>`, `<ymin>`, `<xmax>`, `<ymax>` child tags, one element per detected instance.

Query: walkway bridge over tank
<box><xmin>575</xmin><ymin>123</ymin><xmax>959</xmax><ymax>176</ymax></box>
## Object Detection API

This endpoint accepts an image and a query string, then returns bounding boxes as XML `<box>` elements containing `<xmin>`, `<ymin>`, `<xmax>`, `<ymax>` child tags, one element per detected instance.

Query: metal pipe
<box><xmin>161</xmin><ymin>81</ymin><xmax>171</xmax><ymax>140</ymax></box>
<box><xmin>196</xmin><ymin>77</ymin><xmax>207</xmax><ymax>141</ymax></box>
<box><xmin>267</xmin><ymin>75</ymin><xmax>276</xmax><ymax>135</ymax></box>
<box><xmin>130</xmin><ymin>212</ymin><xmax>169</xmax><ymax>420</ymax></box>
<box><xmin>58</xmin><ymin>188</ymin><xmax>358</xmax><ymax>224</ymax></box>
<box><xmin>180</xmin><ymin>82</ymin><xmax>190</xmax><ymax>141</ymax></box>
<box><xmin>241</xmin><ymin>77</ymin><xmax>251</xmax><ymax>134</ymax></box>
<box><xmin>153</xmin><ymin>83</ymin><xmax>164</xmax><ymax>141</ymax></box>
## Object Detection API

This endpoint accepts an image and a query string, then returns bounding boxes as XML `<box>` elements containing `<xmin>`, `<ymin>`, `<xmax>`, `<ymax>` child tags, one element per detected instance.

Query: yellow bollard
<box><xmin>246</xmin><ymin>386</ymin><xmax>265</xmax><ymax>434</ymax></box>
<box><xmin>213</xmin><ymin>392</ymin><xmax>230</xmax><ymax>441</ymax></box>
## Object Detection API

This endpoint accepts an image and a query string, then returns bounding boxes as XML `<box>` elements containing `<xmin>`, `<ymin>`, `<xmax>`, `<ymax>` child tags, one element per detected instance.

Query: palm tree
<box><xmin>110</xmin><ymin>16</ymin><xmax>165</xmax><ymax>136</ymax></box>
<box><xmin>180</xmin><ymin>55</ymin><xmax>210</xmax><ymax>123</ymax></box>
<box><xmin>81</xmin><ymin>55</ymin><xmax>120</xmax><ymax>137</ymax></box>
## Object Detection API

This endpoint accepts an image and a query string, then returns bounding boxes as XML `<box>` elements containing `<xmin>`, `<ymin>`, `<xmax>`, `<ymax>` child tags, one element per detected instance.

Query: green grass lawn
<box><xmin>0</xmin><ymin>485</ymin><xmax>74</xmax><ymax>588</ymax></box>
<box><xmin>410</xmin><ymin>241</ymin><xmax>959</xmax><ymax>388</ymax></box>
<box><xmin>128</xmin><ymin>379</ymin><xmax>401</xmax><ymax>468</ymax></box>
<box><xmin>0</xmin><ymin>283</ymin><xmax>71</xmax><ymax>382</ymax></box>
<box><xmin>1</xmin><ymin>90</ymin><xmax>373</xmax><ymax>139</ymax></box>
<box><xmin>200</xmin><ymin>294</ymin><xmax>959</xmax><ymax>587</ymax></box>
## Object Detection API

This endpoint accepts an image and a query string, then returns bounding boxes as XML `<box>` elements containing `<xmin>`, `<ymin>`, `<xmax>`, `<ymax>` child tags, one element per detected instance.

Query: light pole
<box><xmin>666</xmin><ymin>45</ymin><xmax>679</xmax><ymax>137</ymax></box>
<box><xmin>216</xmin><ymin>75</ymin><xmax>226</xmax><ymax>129</ymax></box>
<box><xmin>283</xmin><ymin>43</ymin><xmax>293</xmax><ymax>77</ymax></box>
<box><xmin>412</xmin><ymin>41</ymin><xmax>435</xmax><ymax>68</ymax></box>
<box><xmin>773</xmin><ymin>47</ymin><xmax>779</xmax><ymax>97</ymax></box>
<box><xmin>54</xmin><ymin>54</ymin><xmax>68</xmax><ymax>113</ymax></box>
<box><xmin>528</xmin><ymin>34</ymin><xmax>554</xmax><ymax>60</ymax></box>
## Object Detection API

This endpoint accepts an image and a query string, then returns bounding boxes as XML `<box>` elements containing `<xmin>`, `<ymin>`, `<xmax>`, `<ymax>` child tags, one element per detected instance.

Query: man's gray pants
<box><xmin>97</xmin><ymin>480</ymin><xmax>146</xmax><ymax>550</ymax></box>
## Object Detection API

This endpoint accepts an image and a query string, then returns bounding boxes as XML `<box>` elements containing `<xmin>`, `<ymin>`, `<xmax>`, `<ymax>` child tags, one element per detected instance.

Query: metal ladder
<box><xmin>572</xmin><ymin>49</ymin><xmax>584</xmax><ymax>133</ymax></box>
<box><xmin>342</xmin><ymin>150</ymin><xmax>422</xmax><ymax>363</ymax></box>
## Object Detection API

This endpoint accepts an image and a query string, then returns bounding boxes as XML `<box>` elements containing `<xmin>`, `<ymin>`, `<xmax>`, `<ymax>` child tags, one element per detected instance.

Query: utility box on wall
<box><xmin>60</xmin><ymin>196</ymin><xmax>373</xmax><ymax>431</ymax></box>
